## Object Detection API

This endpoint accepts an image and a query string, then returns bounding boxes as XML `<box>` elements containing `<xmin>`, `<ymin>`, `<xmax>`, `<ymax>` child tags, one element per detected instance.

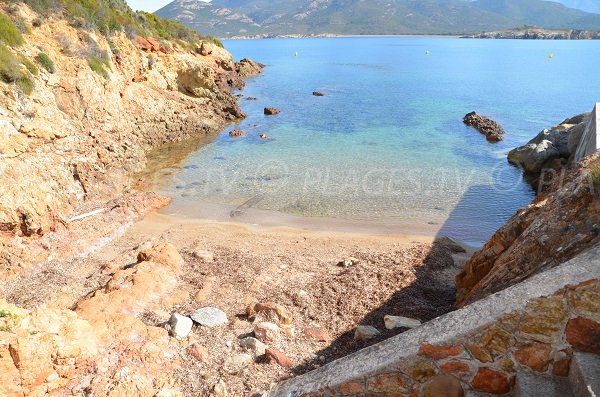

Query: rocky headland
<box><xmin>466</xmin><ymin>27</ymin><xmax>600</xmax><ymax>40</ymax></box>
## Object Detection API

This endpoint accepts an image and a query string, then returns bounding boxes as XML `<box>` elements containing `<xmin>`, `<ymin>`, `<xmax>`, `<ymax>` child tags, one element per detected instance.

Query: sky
<box><xmin>126</xmin><ymin>0</ymin><xmax>211</xmax><ymax>13</ymax></box>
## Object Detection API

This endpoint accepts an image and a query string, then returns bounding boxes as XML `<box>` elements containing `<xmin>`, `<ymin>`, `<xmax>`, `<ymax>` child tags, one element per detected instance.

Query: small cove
<box><xmin>145</xmin><ymin>36</ymin><xmax>600</xmax><ymax>246</ymax></box>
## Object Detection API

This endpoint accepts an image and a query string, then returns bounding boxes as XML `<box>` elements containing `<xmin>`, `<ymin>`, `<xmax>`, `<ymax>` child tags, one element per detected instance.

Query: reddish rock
<box><xmin>565</xmin><ymin>317</ymin><xmax>600</xmax><ymax>354</ymax></box>
<box><xmin>366</xmin><ymin>372</ymin><xmax>408</xmax><ymax>393</ymax></box>
<box><xmin>186</xmin><ymin>344</ymin><xmax>209</xmax><ymax>363</ymax></box>
<box><xmin>339</xmin><ymin>382</ymin><xmax>364</xmax><ymax>394</ymax></box>
<box><xmin>248</xmin><ymin>302</ymin><xmax>293</xmax><ymax>325</ymax></box>
<box><xmin>471</xmin><ymin>367</ymin><xmax>512</xmax><ymax>394</ymax></box>
<box><xmin>419</xmin><ymin>343</ymin><xmax>463</xmax><ymax>359</ymax></box>
<box><xmin>553</xmin><ymin>358</ymin><xmax>571</xmax><ymax>377</ymax></box>
<box><xmin>265</xmin><ymin>348</ymin><xmax>293</xmax><ymax>368</ymax></box>
<box><xmin>424</xmin><ymin>374</ymin><xmax>464</xmax><ymax>397</ymax></box>
<box><xmin>146</xmin><ymin>37</ymin><xmax>162</xmax><ymax>52</ymax></box>
<box><xmin>134</xmin><ymin>36</ymin><xmax>152</xmax><ymax>52</ymax></box>
<box><xmin>513</xmin><ymin>342</ymin><xmax>552</xmax><ymax>372</ymax></box>
<box><xmin>440</xmin><ymin>361</ymin><xmax>470</xmax><ymax>375</ymax></box>
<box><xmin>304</xmin><ymin>327</ymin><xmax>331</xmax><ymax>342</ymax></box>
<box><xmin>463</xmin><ymin>112</ymin><xmax>505</xmax><ymax>142</ymax></box>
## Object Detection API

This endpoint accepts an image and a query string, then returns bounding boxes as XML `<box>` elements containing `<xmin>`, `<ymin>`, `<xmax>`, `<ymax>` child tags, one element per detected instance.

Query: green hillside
<box><xmin>156</xmin><ymin>0</ymin><xmax>600</xmax><ymax>38</ymax></box>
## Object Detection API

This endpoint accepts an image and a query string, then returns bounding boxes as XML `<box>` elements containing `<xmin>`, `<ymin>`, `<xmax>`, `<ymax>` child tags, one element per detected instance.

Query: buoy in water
<box><xmin>425</xmin><ymin>50</ymin><xmax>430</xmax><ymax>55</ymax></box>
<box><xmin>548</xmin><ymin>53</ymin><xmax>554</xmax><ymax>59</ymax></box>
<box><xmin>294</xmin><ymin>51</ymin><xmax>298</xmax><ymax>57</ymax></box>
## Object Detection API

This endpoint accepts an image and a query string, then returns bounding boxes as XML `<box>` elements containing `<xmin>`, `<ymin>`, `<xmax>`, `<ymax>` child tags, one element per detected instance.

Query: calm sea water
<box><xmin>150</xmin><ymin>37</ymin><xmax>600</xmax><ymax>246</ymax></box>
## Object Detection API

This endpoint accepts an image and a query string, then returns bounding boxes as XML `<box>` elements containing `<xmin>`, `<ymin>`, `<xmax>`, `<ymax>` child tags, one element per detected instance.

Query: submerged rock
<box><xmin>229</xmin><ymin>129</ymin><xmax>244</xmax><ymax>137</ymax></box>
<box><xmin>191</xmin><ymin>307</ymin><xmax>229</xmax><ymax>327</ymax></box>
<box><xmin>264</xmin><ymin>107</ymin><xmax>280</xmax><ymax>116</ymax></box>
<box><xmin>463</xmin><ymin>112</ymin><xmax>505</xmax><ymax>142</ymax></box>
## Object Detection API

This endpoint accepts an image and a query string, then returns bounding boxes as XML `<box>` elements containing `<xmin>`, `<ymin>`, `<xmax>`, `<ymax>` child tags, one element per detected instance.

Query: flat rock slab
<box><xmin>191</xmin><ymin>307</ymin><xmax>229</xmax><ymax>327</ymax></box>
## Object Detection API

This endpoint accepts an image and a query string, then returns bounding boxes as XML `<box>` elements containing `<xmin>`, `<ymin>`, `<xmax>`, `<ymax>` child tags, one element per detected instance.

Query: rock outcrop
<box><xmin>508</xmin><ymin>112</ymin><xmax>591</xmax><ymax>174</ymax></box>
<box><xmin>467</xmin><ymin>28</ymin><xmax>600</xmax><ymax>40</ymax></box>
<box><xmin>456</xmin><ymin>152</ymin><xmax>600</xmax><ymax>306</ymax></box>
<box><xmin>463</xmin><ymin>112</ymin><xmax>505</xmax><ymax>142</ymax></box>
<box><xmin>0</xmin><ymin>3</ymin><xmax>261</xmax><ymax>241</ymax></box>
<box><xmin>0</xmin><ymin>242</ymin><xmax>187</xmax><ymax>396</ymax></box>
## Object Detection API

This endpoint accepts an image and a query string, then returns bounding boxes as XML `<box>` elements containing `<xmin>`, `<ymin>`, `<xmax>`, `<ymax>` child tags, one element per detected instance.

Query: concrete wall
<box><xmin>267</xmin><ymin>245</ymin><xmax>600</xmax><ymax>397</ymax></box>
<box><xmin>574</xmin><ymin>103</ymin><xmax>600</xmax><ymax>163</ymax></box>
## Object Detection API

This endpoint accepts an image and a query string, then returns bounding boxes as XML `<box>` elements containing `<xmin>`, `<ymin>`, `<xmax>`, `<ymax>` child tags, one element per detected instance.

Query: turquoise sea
<box><xmin>151</xmin><ymin>37</ymin><xmax>600</xmax><ymax>246</ymax></box>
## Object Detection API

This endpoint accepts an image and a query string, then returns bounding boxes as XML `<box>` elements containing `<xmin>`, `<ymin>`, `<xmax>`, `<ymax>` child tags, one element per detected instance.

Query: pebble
<box><xmin>168</xmin><ymin>313</ymin><xmax>193</xmax><ymax>339</ymax></box>
<box><xmin>191</xmin><ymin>307</ymin><xmax>229</xmax><ymax>327</ymax></box>
<box><xmin>304</xmin><ymin>327</ymin><xmax>331</xmax><ymax>342</ymax></box>
<box><xmin>213</xmin><ymin>380</ymin><xmax>228</xmax><ymax>397</ymax></box>
<box><xmin>265</xmin><ymin>348</ymin><xmax>293</xmax><ymax>368</ymax></box>
<box><xmin>254</xmin><ymin>322</ymin><xmax>280</xmax><ymax>343</ymax></box>
<box><xmin>192</xmin><ymin>249</ymin><xmax>214</xmax><ymax>262</ymax></box>
<box><xmin>186</xmin><ymin>344</ymin><xmax>209</xmax><ymax>363</ymax></box>
<box><xmin>338</xmin><ymin>257</ymin><xmax>359</xmax><ymax>268</ymax></box>
<box><xmin>240</xmin><ymin>337</ymin><xmax>267</xmax><ymax>356</ymax></box>
<box><xmin>384</xmin><ymin>315</ymin><xmax>421</xmax><ymax>330</ymax></box>
<box><xmin>354</xmin><ymin>325</ymin><xmax>381</xmax><ymax>341</ymax></box>
<box><xmin>224</xmin><ymin>353</ymin><xmax>253</xmax><ymax>373</ymax></box>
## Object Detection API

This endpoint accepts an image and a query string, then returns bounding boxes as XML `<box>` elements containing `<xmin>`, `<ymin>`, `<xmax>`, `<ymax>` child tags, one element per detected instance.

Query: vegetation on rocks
<box><xmin>0</xmin><ymin>43</ymin><xmax>34</xmax><ymax>93</ymax></box>
<box><xmin>35</xmin><ymin>51</ymin><xmax>54</xmax><ymax>72</ymax></box>
<box><xmin>5</xmin><ymin>0</ymin><xmax>222</xmax><ymax>47</ymax></box>
<box><xmin>0</xmin><ymin>11</ymin><xmax>24</xmax><ymax>46</ymax></box>
<box><xmin>86</xmin><ymin>53</ymin><xmax>110</xmax><ymax>78</ymax></box>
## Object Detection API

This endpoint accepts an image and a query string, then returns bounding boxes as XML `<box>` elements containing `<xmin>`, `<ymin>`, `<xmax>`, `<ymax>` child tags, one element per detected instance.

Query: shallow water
<box><xmin>149</xmin><ymin>37</ymin><xmax>600</xmax><ymax>246</ymax></box>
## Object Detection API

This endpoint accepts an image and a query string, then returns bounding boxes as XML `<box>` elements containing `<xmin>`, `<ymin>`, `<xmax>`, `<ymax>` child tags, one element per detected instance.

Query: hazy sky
<box><xmin>126</xmin><ymin>0</ymin><xmax>208</xmax><ymax>12</ymax></box>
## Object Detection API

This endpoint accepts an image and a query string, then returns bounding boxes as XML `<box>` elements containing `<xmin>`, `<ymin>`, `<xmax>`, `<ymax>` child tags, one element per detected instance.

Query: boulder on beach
<box><xmin>264</xmin><ymin>107</ymin><xmax>280</xmax><ymax>116</ymax></box>
<box><xmin>463</xmin><ymin>112</ymin><xmax>505</xmax><ymax>142</ymax></box>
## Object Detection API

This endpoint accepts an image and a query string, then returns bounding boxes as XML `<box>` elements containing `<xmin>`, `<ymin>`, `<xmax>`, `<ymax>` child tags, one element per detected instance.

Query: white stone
<box><xmin>354</xmin><ymin>325</ymin><xmax>380</xmax><ymax>341</ymax></box>
<box><xmin>168</xmin><ymin>313</ymin><xmax>193</xmax><ymax>339</ymax></box>
<box><xmin>191</xmin><ymin>307</ymin><xmax>229</xmax><ymax>327</ymax></box>
<box><xmin>224</xmin><ymin>353</ymin><xmax>253</xmax><ymax>373</ymax></box>
<box><xmin>254</xmin><ymin>322</ymin><xmax>280</xmax><ymax>343</ymax></box>
<box><xmin>384</xmin><ymin>315</ymin><xmax>422</xmax><ymax>330</ymax></box>
<box><xmin>213</xmin><ymin>379</ymin><xmax>228</xmax><ymax>397</ymax></box>
<box><xmin>338</xmin><ymin>257</ymin><xmax>359</xmax><ymax>268</ymax></box>
<box><xmin>192</xmin><ymin>249</ymin><xmax>214</xmax><ymax>262</ymax></box>
<box><xmin>240</xmin><ymin>337</ymin><xmax>267</xmax><ymax>356</ymax></box>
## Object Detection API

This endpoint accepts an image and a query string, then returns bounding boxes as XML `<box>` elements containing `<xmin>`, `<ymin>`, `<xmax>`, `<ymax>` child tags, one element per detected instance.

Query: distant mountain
<box><xmin>155</xmin><ymin>0</ymin><xmax>600</xmax><ymax>38</ymax></box>
<box><xmin>552</xmin><ymin>0</ymin><xmax>600</xmax><ymax>14</ymax></box>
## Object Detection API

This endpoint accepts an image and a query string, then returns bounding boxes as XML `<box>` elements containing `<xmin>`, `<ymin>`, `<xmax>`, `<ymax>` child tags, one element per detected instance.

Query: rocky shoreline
<box><xmin>465</xmin><ymin>28</ymin><xmax>600</xmax><ymax>40</ymax></box>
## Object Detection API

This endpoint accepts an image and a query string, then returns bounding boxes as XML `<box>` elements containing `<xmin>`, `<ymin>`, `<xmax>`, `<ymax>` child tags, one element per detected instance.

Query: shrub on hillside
<box><xmin>0</xmin><ymin>12</ymin><xmax>24</xmax><ymax>46</ymax></box>
<box><xmin>35</xmin><ymin>52</ymin><xmax>54</xmax><ymax>73</ymax></box>
<box><xmin>86</xmin><ymin>53</ymin><xmax>110</xmax><ymax>78</ymax></box>
<box><xmin>19</xmin><ymin>54</ymin><xmax>38</xmax><ymax>75</ymax></box>
<box><xmin>0</xmin><ymin>43</ymin><xmax>34</xmax><ymax>94</ymax></box>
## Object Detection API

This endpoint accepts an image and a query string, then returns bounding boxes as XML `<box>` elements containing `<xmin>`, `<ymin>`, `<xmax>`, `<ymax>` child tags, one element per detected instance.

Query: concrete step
<box><xmin>569</xmin><ymin>352</ymin><xmax>600</xmax><ymax>397</ymax></box>
<box><xmin>515</xmin><ymin>371</ymin><xmax>573</xmax><ymax>397</ymax></box>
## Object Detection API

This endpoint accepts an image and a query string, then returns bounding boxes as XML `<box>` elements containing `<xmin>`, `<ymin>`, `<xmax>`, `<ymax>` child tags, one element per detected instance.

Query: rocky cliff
<box><xmin>456</xmin><ymin>109</ymin><xmax>600</xmax><ymax>306</ymax></box>
<box><xmin>0</xmin><ymin>2</ymin><xmax>260</xmax><ymax>239</ymax></box>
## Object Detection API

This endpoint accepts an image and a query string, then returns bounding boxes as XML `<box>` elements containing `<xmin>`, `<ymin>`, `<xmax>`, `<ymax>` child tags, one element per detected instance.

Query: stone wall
<box><xmin>574</xmin><ymin>103</ymin><xmax>600</xmax><ymax>163</ymax></box>
<box><xmin>267</xmin><ymin>245</ymin><xmax>600</xmax><ymax>396</ymax></box>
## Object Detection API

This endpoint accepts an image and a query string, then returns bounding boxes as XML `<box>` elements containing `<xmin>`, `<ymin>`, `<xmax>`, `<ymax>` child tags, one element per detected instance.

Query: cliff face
<box><xmin>456</xmin><ymin>114</ymin><xmax>600</xmax><ymax>306</ymax></box>
<box><xmin>0</xmin><ymin>2</ymin><xmax>260</xmax><ymax>239</ymax></box>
